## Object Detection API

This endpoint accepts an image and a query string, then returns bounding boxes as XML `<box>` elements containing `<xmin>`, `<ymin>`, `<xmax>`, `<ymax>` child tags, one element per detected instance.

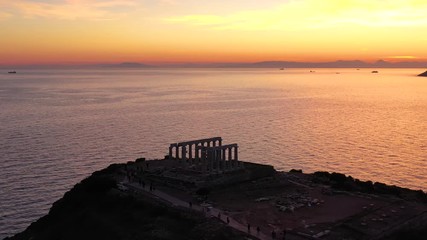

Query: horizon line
<box><xmin>1</xmin><ymin>59</ymin><xmax>427</xmax><ymax>69</ymax></box>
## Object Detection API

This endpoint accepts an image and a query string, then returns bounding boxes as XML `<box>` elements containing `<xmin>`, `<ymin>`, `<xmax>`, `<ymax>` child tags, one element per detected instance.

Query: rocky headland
<box><xmin>418</xmin><ymin>71</ymin><xmax>427</xmax><ymax>76</ymax></box>
<box><xmin>5</xmin><ymin>159</ymin><xmax>427</xmax><ymax>240</ymax></box>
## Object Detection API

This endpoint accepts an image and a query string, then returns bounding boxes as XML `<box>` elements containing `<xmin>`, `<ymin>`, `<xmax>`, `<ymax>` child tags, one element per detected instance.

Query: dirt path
<box><xmin>121</xmin><ymin>179</ymin><xmax>273</xmax><ymax>240</ymax></box>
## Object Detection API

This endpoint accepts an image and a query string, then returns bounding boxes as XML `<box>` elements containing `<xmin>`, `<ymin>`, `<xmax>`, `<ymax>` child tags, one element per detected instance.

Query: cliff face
<box><xmin>5</xmin><ymin>164</ymin><xmax>248</xmax><ymax>240</ymax></box>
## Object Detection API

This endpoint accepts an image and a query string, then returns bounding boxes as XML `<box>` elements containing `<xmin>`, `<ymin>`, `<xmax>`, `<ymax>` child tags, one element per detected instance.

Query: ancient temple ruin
<box><xmin>168</xmin><ymin>137</ymin><xmax>243</xmax><ymax>173</ymax></box>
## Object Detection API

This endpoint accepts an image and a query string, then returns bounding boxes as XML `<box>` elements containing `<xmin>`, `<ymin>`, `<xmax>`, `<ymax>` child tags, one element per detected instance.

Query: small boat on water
<box><xmin>371</xmin><ymin>70</ymin><xmax>379</xmax><ymax>73</ymax></box>
<box><xmin>8</xmin><ymin>71</ymin><xmax>17</xmax><ymax>74</ymax></box>
<box><xmin>279</xmin><ymin>68</ymin><xmax>285</xmax><ymax>70</ymax></box>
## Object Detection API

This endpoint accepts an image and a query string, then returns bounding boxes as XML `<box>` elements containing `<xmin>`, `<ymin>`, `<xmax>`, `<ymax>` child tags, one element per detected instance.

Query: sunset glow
<box><xmin>1</xmin><ymin>0</ymin><xmax>427</xmax><ymax>65</ymax></box>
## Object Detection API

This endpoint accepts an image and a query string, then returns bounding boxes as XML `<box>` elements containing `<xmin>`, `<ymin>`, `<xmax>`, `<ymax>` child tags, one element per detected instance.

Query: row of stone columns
<box><xmin>169</xmin><ymin>137</ymin><xmax>222</xmax><ymax>162</ymax></box>
<box><xmin>168</xmin><ymin>137</ymin><xmax>242</xmax><ymax>173</ymax></box>
<box><xmin>199</xmin><ymin>144</ymin><xmax>242</xmax><ymax>172</ymax></box>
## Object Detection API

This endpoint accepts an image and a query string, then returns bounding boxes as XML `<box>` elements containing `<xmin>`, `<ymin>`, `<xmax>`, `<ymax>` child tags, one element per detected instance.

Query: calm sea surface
<box><xmin>1</xmin><ymin>68</ymin><xmax>426</xmax><ymax>238</ymax></box>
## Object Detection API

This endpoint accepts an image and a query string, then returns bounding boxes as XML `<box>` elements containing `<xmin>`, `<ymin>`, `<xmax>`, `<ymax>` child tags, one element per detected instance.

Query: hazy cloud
<box><xmin>0</xmin><ymin>11</ymin><xmax>12</xmax><ymax>20</ymax></box>
<box><xmin>0</xmin><ymin>0</ymin><xmax>140</xmax><ymax>20</ymax></box>
<box><xmin>165</xmin><ymin>0</ymin><xmax>427</xmax><ymax>30</ymax></box>
<box><xmin>387</xmin><ymin>56</ymin><xmax>418</xmax><ymax>59</ymax></box>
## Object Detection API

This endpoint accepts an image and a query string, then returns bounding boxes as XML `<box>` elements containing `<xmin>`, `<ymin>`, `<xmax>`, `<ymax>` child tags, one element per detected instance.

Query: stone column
<box><xmin>221</xmin><ymin>148</ymin><xmax>227</xmax><ymax>170</ymax></box>
<box><xmin>233</xmin><ymin>146</ymin><xmax>238</xmax><ymax>168</ymax></box>
<box><xmin>182</xmin><ymin>146</ymin><xmax>187</xmax><ymax>166</ymax></box>
<box><xmin>202</xmin><ymin>148</ymin><xmax>207</xmax><ymax>172</ymax></box>
<box><xmin>188</xmin><ymin>144</ymin><xmax>193</xmax><ymax>163</ymax></box>
<box><xmin>202</xmin><ymin>147</ymin><xmax>210</xmax><ymax>172</ymax></box>
<box><xmin>175</xmin><ymin>146</ymin><xmax>179</xmax><ymax>160</ymax></box>
<box><xmin>228</xmin><ymin>147</ymin><xmax>233</xmax><ymax>168</ymax></box>
<box><xmin>224</xmin><ymin>148</ymin><xmax>228</xmax><ymax>169</ymax></box>
<box><xmin>199</xmin><ymin>146</ymin><xmax>203</xmax><ymax>166</ymax></box>
<box><xmin>212</xmin><ymin>149</ymin><xmax>217</xmax><ymax>171</ymax></box>
<box><xmin>169</xmin><ymin>145</ymin><xmax>173</xmax><ymax>159</ymax></box>
<box><xmin>219</xmin><ymin>139</ymin><xmax>222</xmax><ymax>146</ymax></box>
<box><xmin>203</xmin><ymin>148</ymin><xmax>211</xmax><ymax>172</ymax></box>
<box><xmin>211</xmin><ymin>149</ymin><xmax>215</xmax><ymax>170</ymax></box>
<box><xmin>217</xmin><ymin>149</ymin><xmax>221</xmax><ymax>170</ymax></box>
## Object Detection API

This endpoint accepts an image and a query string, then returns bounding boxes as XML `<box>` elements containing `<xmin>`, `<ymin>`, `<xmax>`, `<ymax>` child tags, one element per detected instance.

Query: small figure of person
<box><xmin>256</xmin><ymin>226</ymin><xmax>260</xmax><ymax>235</ymax></box>
<box><xmin>217</xmin><ymin>212</ymin><xmax>221</xmax><ymax>219</ymax></box>
<box><xmin>247</xmin><ymin>223</ymin><xmax>251</xmax><ymax>233</ymax></box>
<box><xmin>188</xmin><ymin>201</ymin><xmax>192</xmax><ymax>208</ymax></box>
<box><xmin>226</xmin><ymin>217</ymin><xmax>230</xmax><ymax>224</ymax></box>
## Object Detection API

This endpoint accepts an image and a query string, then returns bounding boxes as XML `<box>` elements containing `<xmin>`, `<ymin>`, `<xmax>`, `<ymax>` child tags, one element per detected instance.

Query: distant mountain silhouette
<box><xmin>248</xmin><ymin>60</ymin><xmax>371</xmax><ymax>68</ymax></box>
<box><xmin>1</xmin><ymin>60</ymin><xmax>426</xmax><ymax>69</ymax></box>
<box><xmin>163</xmin><ymin>60</ymin><xmax>427</xmax><ymax>68</ymax></box>
<box><xmin>105</xmin><ymin>62</ymin><xmax>153</xmax><ymax>68</ymax></box>
<box><xmin>371</xmin><ymin>60</ymin><xmax>388</xmax><ymax>67</ymax></box>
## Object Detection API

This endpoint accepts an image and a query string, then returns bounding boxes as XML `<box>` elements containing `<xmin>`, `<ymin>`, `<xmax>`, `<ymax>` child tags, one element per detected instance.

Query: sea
<box><xmin>1</xmin><ymin>68</ymin><xmax>426</xmax><ymax>238</ymax></box>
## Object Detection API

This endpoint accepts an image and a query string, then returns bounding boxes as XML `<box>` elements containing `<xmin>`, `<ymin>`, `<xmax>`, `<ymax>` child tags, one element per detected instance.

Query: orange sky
<box><xmin>1</xmin><ymin>0</ymin><xmax>427</xmax><ymax>65</ymax></box>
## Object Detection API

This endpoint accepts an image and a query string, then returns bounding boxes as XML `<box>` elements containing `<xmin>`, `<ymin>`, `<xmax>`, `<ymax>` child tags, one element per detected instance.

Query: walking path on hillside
<box><xmin>121</xmin><ymin>179</ymin><xmax>275</xmax><ymax>240</ymax></box>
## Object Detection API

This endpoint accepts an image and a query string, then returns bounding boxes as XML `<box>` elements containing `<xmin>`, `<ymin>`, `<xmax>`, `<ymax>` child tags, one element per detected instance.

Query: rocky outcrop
<box><xmin>418</xmin><ymin>71</ymin><xmax>427</xmax><ymax>77</ymax></box>
<box><xmin>5</xmin><ymin>164</ymin><xmax>250</xmax><ymax>240</ymax></box>
<box><xmin>5</xmin><ymin>160</ymin><xmax>427</xmax><ymax>240</ymax></box>
<box><xmin>311</xmin><ymin>171</ymin><xmax>427</xmax><ymax>203</ymax></box>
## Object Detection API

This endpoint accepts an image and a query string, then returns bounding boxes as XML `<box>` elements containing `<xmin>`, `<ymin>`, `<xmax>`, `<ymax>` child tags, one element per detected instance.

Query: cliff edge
<box><xmin>4</xmin><ymin>164</ymin><xmax>251</xmax><ymax>240</ymax></box>
<box><xmin>5</xmin><ymin>160</ymin><xmax>427</xmax><ymax>240</ymax></box>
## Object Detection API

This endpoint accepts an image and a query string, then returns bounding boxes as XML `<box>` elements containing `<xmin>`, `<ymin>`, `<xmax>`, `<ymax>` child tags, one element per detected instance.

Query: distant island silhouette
<box><xmin>418</xmin><ymin>71</ymin><xmax>427</xmax><ymax>76</ymax></box>
<box><xmin>107</xmin><ymin>60</ymin><xmax>427</xmax><ymax>68</ymax></box>
<box><xmin>1</xmin><ymin>60</ymin><xmax>426</xmax><ymax>69</ymax></box>
<box><xmin>103</xmin><ymin>62</ymin><xmax>153</xmax><ymax>68</ymax></box>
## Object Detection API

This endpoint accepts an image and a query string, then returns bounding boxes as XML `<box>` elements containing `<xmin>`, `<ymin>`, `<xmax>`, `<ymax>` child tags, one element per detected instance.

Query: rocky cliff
<box><xmin>5</xmin><ymin>164</ymin><xmax>250</xmax><ymax>240</ymax></box>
